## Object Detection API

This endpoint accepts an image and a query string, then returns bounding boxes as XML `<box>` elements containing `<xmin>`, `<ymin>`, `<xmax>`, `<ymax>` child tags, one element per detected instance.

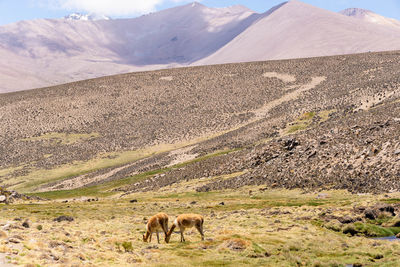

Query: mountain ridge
<box><xmin>1</xmin><ymin>0</ymin><xmax>400</xmax><ymax>93</ymax></box>
<box><xmin>197</xmin><ymin>1</ymin><xmax>400</xmax><ymax>64</ymax></box>
<box><xmin>340</xmin><ymin>7</ymin><xmax>400</xmax><ymax>28</ymax></box>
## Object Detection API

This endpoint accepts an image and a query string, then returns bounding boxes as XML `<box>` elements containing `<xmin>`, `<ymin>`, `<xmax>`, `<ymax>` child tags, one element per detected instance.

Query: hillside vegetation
<box><xmin>1</xmin><ymin>51</ymin><xmax>400</xmax><ymax>266</ymax></box>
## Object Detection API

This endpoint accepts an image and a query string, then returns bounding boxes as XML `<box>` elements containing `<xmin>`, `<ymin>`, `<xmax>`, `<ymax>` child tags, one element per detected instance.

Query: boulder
<box><xmin>54</xmin><ymin>216</ymin><xmax>74</xmax><ymax>222</ymax></box>
<box><xmin>364</xmin><ymin>208</ymin><xmax>378</xmax><ymax>220</ymax></box>
<box><xmin>22</xmin><ymin>219</ymin><xmax>30</xmax><ymax>228</ymax></box>
<box><xmin>0</xmin><ymin>195</ymin><xmax>6</xmax><ymax>202</ymax></box>
<box><xmin>283</xmin><ymin>138</ymin><xmax>300</xmax><ymax>151</ymax></box>
<box><xmin>338</xmin><ymin>216</ymin><xmax>356</xmax><ymax>224</ymax></box>
<box><xmin>376</xmin><ymin>204</ymin><xmax>396</xmax><ymax>216</ymax></box>
<box><xmin>364</xmin><ymin>204</ymin><xmax>396</xmax><ymax>220</ymax></box>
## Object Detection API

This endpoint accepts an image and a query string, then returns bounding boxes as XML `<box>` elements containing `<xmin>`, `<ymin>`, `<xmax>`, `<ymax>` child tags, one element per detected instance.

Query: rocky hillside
<box><xmin>0</xmin><ymin>50</ymin><xmax>399</xmax><ymax>194</ymax></box>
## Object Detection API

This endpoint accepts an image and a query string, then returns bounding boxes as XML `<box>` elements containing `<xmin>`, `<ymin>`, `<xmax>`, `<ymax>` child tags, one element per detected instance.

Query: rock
<box><xmin>8</xmin><ymin>238</ymin><xmax>21</xmax><ymax>243</ymax></box>
<box><xmin>364</xmin><ymin>208</ymin><xmax>377</xmax><ymax>220</ymax></box>
<box><xmin>283</xmin><ymin>138</ymin><xmax>300</xmax><ymax>151</ymax></box>
<box><xmin>376</xmin><ymin>204</ymin><xmax>395</xmax><ymax>216</ymax></box>
<box><xmin>338</xmin><ymin>216</ymin><xmax>356</xmax><ymax>224</ymax></box>
<box><xmin>49</xmin><ymin>240</ymin><xmax>63</xmax><ymax>248</ymax></box>
<box><xmin>22</xmin><ymin>219</ymin><xmax>30</xmax><ymax>228</ymax></box>
<box><xmin>364</xmin><ymin>204</ymin><xmax>395</xmax><ymax>220</ymax></box>
<box><xmin>50</xmin><ymin>253</ymin><xmax>60</xmax><ymax>261</ymax></box>
<box><xmin>190</xmin><ymin>201</ymin><xmax>197</xmax><ymax>205</ymax></box>
<box><xmin>129</xmin><ymin>199</ymin><xmax>138</xmax><ymax>203</ymax></box>
<box><xmin>396</xmin><ymin>233</ymin><xmax>400</xmax><ymax>239</ymax></box>
<box><xmin>394</xmin><ymin>150</ymin><xmax>400</xmax><ymax>156</ymax></box>
<box><xmin>223</xmin><ymin>238</ymin><xmax>249</xmax><ymax>251</ymax></box>
<box><xmin>342</xmin><ymin>224</ymin><xmax>358</xmax><ymax>236</ymax></box>
<box><xmin>53</xmin><ymin>216</ymin><xmax>74</xmax><ymax>222</ymax></box>
<box><xmin>0</xmin><ymin>195</ymin><xmax>6</xmax><ymax>202</ymax></box>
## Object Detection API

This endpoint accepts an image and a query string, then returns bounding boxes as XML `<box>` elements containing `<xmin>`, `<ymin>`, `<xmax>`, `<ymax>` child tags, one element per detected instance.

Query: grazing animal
<box><xmin>143</xmin><ymin>213</ymin><xmax>169</xmax><ymax>243</ymax></box>
<box><xmin>165</xmin><ymin>214</ymin><xmax>204</xmax><ymax>243</ymax></box>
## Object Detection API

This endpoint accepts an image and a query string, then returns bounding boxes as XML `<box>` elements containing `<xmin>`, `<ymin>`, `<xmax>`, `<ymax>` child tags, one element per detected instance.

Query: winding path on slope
<box><xmin>252</xmin><ymin>75</ymin><xmax>326</xmax><ymax>121</ymax></box>
<box><xmin>36</xmin><ymin>74</ymin><xmax>326</xmax><ymax>193</ymax></box>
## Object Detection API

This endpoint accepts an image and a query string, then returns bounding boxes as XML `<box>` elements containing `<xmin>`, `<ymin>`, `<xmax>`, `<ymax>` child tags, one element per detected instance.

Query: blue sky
<box><xmin>1</xmin><ymin>0</ymin><xmax>399</xmax><ymax>26</ymax></box>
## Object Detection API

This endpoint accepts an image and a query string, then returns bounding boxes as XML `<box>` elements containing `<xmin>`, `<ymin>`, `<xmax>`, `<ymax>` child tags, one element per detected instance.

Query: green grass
<box><xmin>317</xmin><ymin>109</ymin><xmax>336</xmax><ymax>123</ymax></box>
<box><xmin>4</xmin><ymin>187</ymin><xmax>400</xmax><ymax>266</ymax></box>
<box><xmin>13</xmin><ymin>132</ymin><xmax>242</xmax><ymax>193</ymax></box>
<box><xmin>285</xmin><ymin>109</ymin><xmax>336</xmax><ymax>135</ymax></box>
<box><xmin>381</xmin><ymin>198</ymin><xmax>400</xmax><ymax>204</ymax></box>
<box><xmin>343</xmin><ymin>222</ymin><xmax>396</xmax><ymax>237</ymax></box>
<box><xmin>286</xmin><ymin>111</ymin><xmax>316</xmax><ymax>134</ymax></box>
<box><xmin>30</xmin><ymin>148</ymin><xmax>239</xmax><ymax>200</ymax></box>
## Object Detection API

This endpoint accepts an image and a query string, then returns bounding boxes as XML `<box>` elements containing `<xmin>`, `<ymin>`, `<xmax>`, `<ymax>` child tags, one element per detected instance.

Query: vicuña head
<box><xmin>165</xmin><ymin>214</ymin><xmax>204</xmax><ymax>243</ymax></box>
<box><xmin>143</xmin><ymin>212</ymin><xmax>169</xmax><ymax>243</ymax></box>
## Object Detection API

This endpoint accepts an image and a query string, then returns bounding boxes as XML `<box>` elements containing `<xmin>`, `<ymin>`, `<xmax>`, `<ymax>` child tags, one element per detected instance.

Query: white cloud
<box><xmin>38</xmin><ymin>0</ymin><xmax>192</xmax><ymax>16</ymax></box>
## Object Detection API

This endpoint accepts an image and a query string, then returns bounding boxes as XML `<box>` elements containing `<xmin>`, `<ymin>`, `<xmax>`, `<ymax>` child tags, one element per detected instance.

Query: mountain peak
<box><xmin>185</xmin><ymin>1</ymin><xmax>206</xmax><ymax>9</ymax></box>
<box><xmin>64</xmin><ymin>13</ymin><xmax>111</xmax><ymax>21</ymax></box>
<box><xmin>340</xmin><ymin>8</ymin><xmax>373</xmax><ymax>17</ymax></box>
<box><xmin>340</xmin><ymin>7</ymin><xmax>400</xmax><ymax>28</ymax></box>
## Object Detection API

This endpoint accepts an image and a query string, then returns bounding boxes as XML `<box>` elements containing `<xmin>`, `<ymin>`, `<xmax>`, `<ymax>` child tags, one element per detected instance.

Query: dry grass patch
<box><xmin>2</xmin><ymin>187</ymin><xmax>400</xmax><ymax>266</ymax></box>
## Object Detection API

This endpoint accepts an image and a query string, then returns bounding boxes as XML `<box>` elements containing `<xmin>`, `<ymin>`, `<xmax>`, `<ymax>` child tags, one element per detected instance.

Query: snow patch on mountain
<box><xmin>340</xmin><ymin>8</ymin><xmax>400</xmax><ymax>28</ymax></box>
<box><xmin>64</xmin><ymin>13</ymin><xmax>111</xmax><ymax>21</ymax></box>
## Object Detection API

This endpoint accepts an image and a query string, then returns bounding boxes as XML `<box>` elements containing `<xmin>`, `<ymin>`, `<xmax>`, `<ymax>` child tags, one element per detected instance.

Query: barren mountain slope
<box><xmin>198</xmin><ymin>1</ymin><xmax>400</xmax><ymax>65</ymax></box>
<box><xmin>0</xmin><ymin>50</ymin><xmax>399</xmax><ymax>194</ymax></box>
<box><xmin>3</xmin><ymin>1</ymin><xmax>400</xmax><ymax>93</ymax></box>
<box><xmin>0</xmin><ymin>3</ymin><xmax>258</xmax><ymax>93</ymax></box>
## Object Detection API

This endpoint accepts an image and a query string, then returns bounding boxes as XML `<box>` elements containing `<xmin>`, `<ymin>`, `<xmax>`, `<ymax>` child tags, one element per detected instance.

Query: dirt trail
<box><xmin>166</xmin><ymin>146</ymin><xmax>198</xmax><ymax>167</ymax></box>
<box><xmin>253</xmin><ymin>76</ymin><xmax>326</xmax><ymax>120</ymax></box>
<box><xmin>263</xmin><ymin>72</ymin><xmax>296</xmax><ymax>83</ymax></box>
<box><xmin>38</xmin><ymin>75</ymin><xmax>325</xmax><ymax>192</ymax></box>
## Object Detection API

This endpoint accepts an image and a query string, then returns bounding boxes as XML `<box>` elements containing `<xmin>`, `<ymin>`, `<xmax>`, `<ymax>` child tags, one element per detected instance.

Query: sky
<box><xmin>0</xmin><ymin>0</ymin><xmax>399</xmax><ymax>25</ymax></box>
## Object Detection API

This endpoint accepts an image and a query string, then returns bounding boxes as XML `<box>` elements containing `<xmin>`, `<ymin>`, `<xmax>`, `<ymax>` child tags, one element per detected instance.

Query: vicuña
<box><xmin>165</xmin><ymin>214</ymin><xmax>204</xmax><ymax>243</ymax></box>
<box><xmin>143</xmin><ymin>213</ymin><xmax>169</xmax><ymax>243</ymax></box>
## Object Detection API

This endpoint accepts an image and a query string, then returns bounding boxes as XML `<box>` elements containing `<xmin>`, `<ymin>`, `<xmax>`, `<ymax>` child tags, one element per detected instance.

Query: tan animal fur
<box><xmin>143</xmin><ymin>213</ymin><xmax>169</xmax><ymax>243</ymax></box>
<box><xmin>165</xmin><ymin>214</ymin><xmax>204</xmax><ymax>243</ymax></box>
